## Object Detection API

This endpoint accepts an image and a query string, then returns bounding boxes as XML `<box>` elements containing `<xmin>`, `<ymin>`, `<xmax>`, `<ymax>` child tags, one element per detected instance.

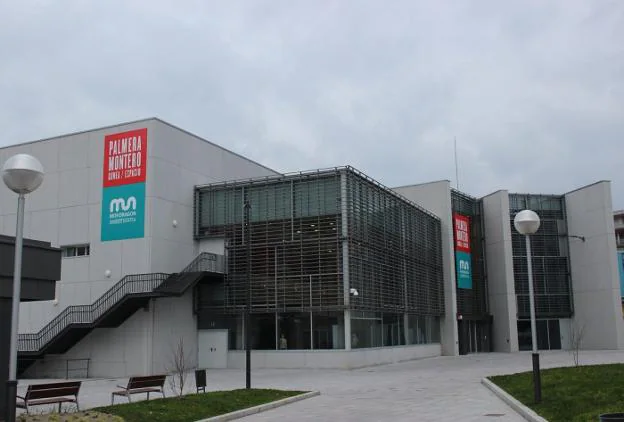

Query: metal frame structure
<box><xmin>194</xmin><ymin>167</ymin><xmax>445</xmax><ymax>349</ymax></box>
<box><xmin>509</xmin><ymin>194</ymin><xmax>573</xmax><ymax>318</ymax></box>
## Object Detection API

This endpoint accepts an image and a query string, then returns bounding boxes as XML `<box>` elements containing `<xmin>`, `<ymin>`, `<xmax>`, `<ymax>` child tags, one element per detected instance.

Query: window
<box><xmin>62</xmin><ymin>244</ymin><xmax>90</xmax><ymax>258</ymax></box>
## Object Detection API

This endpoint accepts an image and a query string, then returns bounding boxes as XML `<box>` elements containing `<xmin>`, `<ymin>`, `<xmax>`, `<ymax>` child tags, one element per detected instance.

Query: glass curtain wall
<box><xmin>345</xmin><ymin>170</ymin><xmax>445</xmax><ymax>348</ymax></box>
<box><xmin>194</xmin><ymin>167</ymin><xmax>445</xmax><ymax>350</ymax></box>
<box><xmin>195</xmin><ymin>171</ymin><xmax>344</xmax><ymax>350</ymax></box>
<box><xmin>451</xmin><ymin>190</ymin><xmax>492</xmax><ymax>353</ymax></box>
<box><xmin>451</xmin><ymin>190</ymin><xmax>489</xmax><ymax>318</ymax></box>
<box><xmin>509</xmin><ymin>194</ymin><xmax>572</xmax><ymax>351</ymax></box>
<box><xmin>509</xmin><ymin>194</ymin><xmax>572</xmax><ymax>318</ymax></box>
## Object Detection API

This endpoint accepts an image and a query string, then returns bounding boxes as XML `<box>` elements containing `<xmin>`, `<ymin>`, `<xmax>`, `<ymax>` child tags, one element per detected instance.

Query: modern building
<box><xmin>1</xmin><ymin>118</ymin><xmax>622</xmax><ymax>379</ymax></box>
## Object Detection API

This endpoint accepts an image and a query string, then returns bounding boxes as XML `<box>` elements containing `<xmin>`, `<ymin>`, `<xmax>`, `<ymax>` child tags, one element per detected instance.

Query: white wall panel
<box><xmin>565</xmin><ymin>181</ymin><xmax>624</xmax><ymax>350</ymax></box>
<box><xmin>482</xmin><ymin>190</ymin><xmax>518</xmax><ymax>353</ymax></box>
<box><xmin>58</xmin><ymin>168</ymin><xmax>89</xmax><ymax>207</ymax></box>
<box><xmin>59</xmin><ymin>206</ymin><xmax>90</xmax><ymax>246</ymax></box>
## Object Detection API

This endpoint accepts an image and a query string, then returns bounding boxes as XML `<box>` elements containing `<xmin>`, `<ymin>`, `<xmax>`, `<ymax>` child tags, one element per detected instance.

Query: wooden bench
<box><xmin>16</xmin><ymin>381</ymin><xmax>81</xmax><ymax>414</ymax></box>
<box><xmin>111</xmin><ymin>375</ymin><xmax>167</xmax><ymax>404</ymax></box>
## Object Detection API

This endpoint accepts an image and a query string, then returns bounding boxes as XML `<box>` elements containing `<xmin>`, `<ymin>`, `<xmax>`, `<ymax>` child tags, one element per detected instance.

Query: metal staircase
<box><xmin>17</xmin><ymin>252</ymin><xmax>224</xmax><ymax>375</ymax></box>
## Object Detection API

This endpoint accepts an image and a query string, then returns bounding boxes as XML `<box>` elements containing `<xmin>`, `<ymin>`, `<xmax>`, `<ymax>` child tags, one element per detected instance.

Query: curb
<box><xmin>481</xmin><ymin>378</ymin><xmax>548</xmax><ymax>422</ymax></box>
<box><xmin>194</xmin><ymin>391</ymin><xmax>321</xmax><ymax>422</ymax></box>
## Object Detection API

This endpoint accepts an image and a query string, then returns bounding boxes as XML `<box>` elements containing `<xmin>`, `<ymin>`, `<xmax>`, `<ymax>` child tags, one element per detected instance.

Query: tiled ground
<box><xmin>17</xmin><ymin>349</ymin><xmax>624</xmax><ymax>421</ymax></box>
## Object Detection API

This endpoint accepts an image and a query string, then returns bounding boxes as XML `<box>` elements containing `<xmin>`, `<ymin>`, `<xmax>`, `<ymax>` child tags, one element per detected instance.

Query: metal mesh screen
<box><xmin>195</xmin><ymin>171</ymin><xmax>343</xmax><ymax>313</ymax></box>
<box><xmin>451</xmin><ymin>189</ymin><xmax>489</xmax><ymax>318</ymax></box>
<box><xmin>509</xmin><ymin>194</ymin><xmax>573</xmax><ymax>318</ymax></box>
<box><xmin>345</xmin><ymin>170</ymin><xmax>444</xmax><ymax>316</ymax></box>
<box><xmin>194</xmin><ymin>167</ymin><xmax>445</xmax><ymax>317</ymax></box>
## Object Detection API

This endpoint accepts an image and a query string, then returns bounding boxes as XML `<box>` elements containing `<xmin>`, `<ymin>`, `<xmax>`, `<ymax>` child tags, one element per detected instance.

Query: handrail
<box><xmin>18</xmin><ymin>252</ymin><xmax>223</xmax><ymax>353</ymax></box>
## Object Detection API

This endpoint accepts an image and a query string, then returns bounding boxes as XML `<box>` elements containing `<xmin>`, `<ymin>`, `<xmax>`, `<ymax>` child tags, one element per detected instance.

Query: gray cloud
<box><xmin>1</xmin><ymin>0</ymin><xmax>623</xmax><ymax>207</ymax></box>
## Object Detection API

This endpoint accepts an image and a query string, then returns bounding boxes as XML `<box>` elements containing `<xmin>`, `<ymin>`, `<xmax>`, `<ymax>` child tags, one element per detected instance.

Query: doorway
<box><xmin>517</xmin><ymin>319</ymin><xmax>561</xmax><ymax>351</ymax></box>
<box><xmin>458</xmin><ymin>318</ymin><xmax>492</xmax><ymax>354</ymax></box>
<box><xmin>198</xmin><ymin>329</ymin><xmax>228</xmax><ymax>369</ymax></box>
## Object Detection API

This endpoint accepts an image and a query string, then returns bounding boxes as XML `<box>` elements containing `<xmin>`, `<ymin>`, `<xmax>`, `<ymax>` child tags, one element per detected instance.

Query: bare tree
<box><xmin>167</xmin><ymin>337</ymin><xmax>191</xmax><ymax>397</ymax></box>
<box><xmin>569</xmin><ymin>321</ymin><xmax>585</xmax><ymax>367</ymax></box>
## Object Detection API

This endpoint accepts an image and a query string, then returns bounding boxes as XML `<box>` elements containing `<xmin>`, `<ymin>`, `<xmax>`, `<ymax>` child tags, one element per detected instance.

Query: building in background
<box><xmin>1</xmin><ymin>118</ymin><xmax>622</xmax><ymax>379</ymax></box>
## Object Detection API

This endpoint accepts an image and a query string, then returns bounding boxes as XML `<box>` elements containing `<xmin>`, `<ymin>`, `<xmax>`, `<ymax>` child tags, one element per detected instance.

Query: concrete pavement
<box><xmin>17</xmin><ymin>349</ymin><xmax>624</xmax><ymax>421</ymax></box>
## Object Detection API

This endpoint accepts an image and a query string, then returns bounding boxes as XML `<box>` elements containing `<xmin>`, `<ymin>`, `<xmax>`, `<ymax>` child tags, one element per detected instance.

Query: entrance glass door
<box><xmin>517</xmin><ymin>319</ymin><xmax>562</xmax><ymax>351</ymax></box>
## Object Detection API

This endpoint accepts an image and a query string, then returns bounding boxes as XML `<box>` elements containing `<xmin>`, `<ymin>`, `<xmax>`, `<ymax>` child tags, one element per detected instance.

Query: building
<box><xmin>0</xmin><ymin>235</ymin><xmax>61</xmax><ymax>417</ymax></box>
<box><xmin>1</xmin><ymin>118</ymin><xmax>622</xmax><ymax>379</ymax></box>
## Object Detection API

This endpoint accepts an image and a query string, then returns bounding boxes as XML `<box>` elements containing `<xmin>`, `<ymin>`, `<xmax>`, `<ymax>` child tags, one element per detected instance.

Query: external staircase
<box><xmin>17</xmin><ymin>252</ymin><xmax>224</xmax><ymax>375</ymax></box>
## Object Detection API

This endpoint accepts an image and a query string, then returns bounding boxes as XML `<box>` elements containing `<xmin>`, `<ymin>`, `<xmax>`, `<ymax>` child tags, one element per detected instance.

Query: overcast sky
<box><xmin>1</xmin><ymin>1</ymin><xmax>623</xmax><ymax>208</ymax></box>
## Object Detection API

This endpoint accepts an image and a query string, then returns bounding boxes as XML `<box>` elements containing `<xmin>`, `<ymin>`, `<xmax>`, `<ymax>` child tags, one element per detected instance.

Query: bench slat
<box><xmin>19</xmin><ymin>381</ymin><xmax>82</xmax><ymax>413</ymax></box>
<box><xmin>126</xmin><ymin>375</ymin><xmax>166</xmax><ymax>390</ymax></box>
<box><xmin>27</xmin><ymin>387</ymin><xmax>80</xmax><ymax>400</ymax></box>
<box><xmin>113</xmin><ymin>387</ymin><xmax>162</xmax><ymax>396</ymax></box>
<box><xmin>24</xmin><ymin>397</ymin><xmax>77</xmax><ymax>406</ymax></box>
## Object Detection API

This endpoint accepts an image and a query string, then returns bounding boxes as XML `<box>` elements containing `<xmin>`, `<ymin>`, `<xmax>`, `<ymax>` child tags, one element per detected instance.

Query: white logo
<box><xmin>459</xmin><ymin>259</ymin><xmax>470</xmax><ymax>272</ymax></box>
<box><xmin>109</xmin><ymin>196</ymin><xmax>137</xmax><ymax>213</ymax></box>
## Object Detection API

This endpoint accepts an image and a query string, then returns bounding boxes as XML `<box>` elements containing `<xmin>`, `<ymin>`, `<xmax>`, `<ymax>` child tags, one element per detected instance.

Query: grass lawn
<box><xmin>94</xmin><ymin>389</ymin><xmax>305</xmax><ymax>422</ymax></box>
<box><xmin>489</xmin><ymin>363</ymin><xmax>624</xmax><ymax>422</ymax></box>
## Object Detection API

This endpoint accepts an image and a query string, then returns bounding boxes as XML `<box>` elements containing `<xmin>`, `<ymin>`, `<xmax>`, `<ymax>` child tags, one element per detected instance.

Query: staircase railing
<box><xmin>18</xmin><ymin>252</ymin><xmax>224</xmax><ymax>353</ymax></box>
<box><xmin>181</xmin><ymin>252</ymin><xmax>225</xmax><ymax>273</ymax></box>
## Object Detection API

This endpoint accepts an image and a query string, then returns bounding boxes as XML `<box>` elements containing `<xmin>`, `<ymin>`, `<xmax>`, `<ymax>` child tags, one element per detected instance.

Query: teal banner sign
<box><xmin>101</xmin><ymin>128</ymin><xmax>147</xmax><ymax>242</ymax></box>
<box><xmin>455</xmin><ymin>250</ymin><xmax>473</xmax><ymax>289</ymax></box>
<box><xmin>101</xmin><ymin>183</ymin><xmax>146</xmax><ymax>241</ymax></box>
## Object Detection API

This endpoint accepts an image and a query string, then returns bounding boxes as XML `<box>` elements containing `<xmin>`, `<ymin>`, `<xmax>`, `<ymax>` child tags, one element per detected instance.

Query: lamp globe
<box><xmin>514</xmin><ymin>209</ymin><xmax>541</xmax><ymax>235</ymax></box>
<box><xmin>2</xmin><ymin>154</ymin><xmax>44</xmax><ymax>194</ymax></box>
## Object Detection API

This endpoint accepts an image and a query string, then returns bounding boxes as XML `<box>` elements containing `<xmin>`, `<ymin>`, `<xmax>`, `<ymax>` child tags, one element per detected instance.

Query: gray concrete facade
<box><xmin>0</xmin><ymin>118</ymin><xmax>278</xmax><ymax>378</ymax></box>
<box><xmin>565</xmin><ymin>181</ymin><xmax>624</xmax><ymax>350</ymax></box>
<box><xmin>482</xmin><ymin>190</ymin><xmax>519</xmax><ymax>353</ymax></box>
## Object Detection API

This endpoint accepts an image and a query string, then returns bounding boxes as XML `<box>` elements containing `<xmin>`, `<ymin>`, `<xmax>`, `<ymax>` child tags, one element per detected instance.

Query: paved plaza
<box><xmin>17</xmin><ymin>350</ymin><xmax>624</xmax><ymax>421</ymax></box>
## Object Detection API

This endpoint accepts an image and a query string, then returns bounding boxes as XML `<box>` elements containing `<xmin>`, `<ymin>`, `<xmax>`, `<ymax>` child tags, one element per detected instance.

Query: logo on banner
<box><xmin>455</xmin><ymin>251</ymin><xmax>473</xmax><ymax>289</ymax></box>
<box><xmin>101</xmin><ymin>128</ymin><xmax>148</xmax><ymax>242</ymax></box>
<box><xmin>110</xmin><ymin>196</ymin><xmax>137</xmax><ymax>213</ymax></box>
<box><xmin>453</xmin><ymin>213</ymin><xmax>473</xmax><ymax>289</ymax></box>
<box><xmin>101</xmin><ymin>183</ymin><xmax>145</xmax><ymax>241</ymax></box>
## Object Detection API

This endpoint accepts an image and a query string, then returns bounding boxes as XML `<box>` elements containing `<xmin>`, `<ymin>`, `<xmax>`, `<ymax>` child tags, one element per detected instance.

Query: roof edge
<box><xmin>392</xmin><ymin>179</ymin><xmax>451</xmax><ymax>190</ymax></box>
<box><xmin>0</xmin><ymin>117</ymin><xmax>160</xmax><ymax>150</ymax></box>
<box><xmin>0</xmin><ymin>117</ymin><xmax>281</xmax><ymax>176</ymax></box>
<box><xmin>564</xmin><ymin>180</ymin><xmax>611</xmax><ymax>196</ymax></box>
<box><xmin>151</xmin><ymin>118</ymin><xmax>280</xmax><ymax>176</ymax></box>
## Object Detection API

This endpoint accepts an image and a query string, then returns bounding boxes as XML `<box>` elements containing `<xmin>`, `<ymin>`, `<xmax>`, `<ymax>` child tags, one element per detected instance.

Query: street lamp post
<box><xmin>2</xmin><ymin>154</ymin><xmax>44</xmax><ymax>422</ymax></box>
<box><xmin>243</xmin><ymin>200</ymin><xmax>251</xmax><ymax>389</ymax></box>
<box><xmin>513</xmin><ymin>209</ymin><xmax>542</xmax><ymax>404</ymax></box>
<box><xmin>309</xmin><ymin>275</ymin><xmax>313</xmax><ymax>350</ymax></box>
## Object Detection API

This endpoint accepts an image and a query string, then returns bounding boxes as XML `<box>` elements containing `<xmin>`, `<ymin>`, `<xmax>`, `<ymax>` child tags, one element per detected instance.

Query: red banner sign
<box><xmin>102</xmin><ymin>128</ymin><xmax>147</xmax><ymax>187</ymax></box>
<box><xmin>453</xmin><ymin>213</ymin><xmax>471</xmax><ymax>253</ymax></box>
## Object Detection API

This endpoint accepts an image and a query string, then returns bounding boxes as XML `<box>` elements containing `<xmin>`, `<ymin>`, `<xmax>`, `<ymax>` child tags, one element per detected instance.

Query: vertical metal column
<box><xmin>309</xmin><ymin>275</ymin><xmax>313</xmax><ymax>350</ymax></box>
<box><xmin>275</xmin><ymin>246</ymin><xmax>278</xmax><ymax>350</ymax></box>
<box><xmin>340</xmin><ymin>171</ymin><xmax>352</xmax><ymax>351</ymax></box>
<box><xmin>6</xmin><ymin>194</ymin><xmax>25</xmax><ymax>422</ymax></box>
<box><xmin>526</xmin><ymin>235</ymin><xmax>541</xmax><ymax>403</ymax></box>
<box><xmin>244</xmin><ymin>200</ymin><xmax>251</xmax><ymax>389</ymax></box>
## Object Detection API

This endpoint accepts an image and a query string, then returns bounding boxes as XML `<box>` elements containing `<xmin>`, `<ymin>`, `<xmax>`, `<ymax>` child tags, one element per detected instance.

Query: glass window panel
<box><xmin>278</xmin><ymin>312</ymin><xmax>311</xmax><ymax>350</ymax></box>
<box><xmin>312</xmin><ymin>312</ymin><xmax>344</xmax><ymax>349</ymax></box>
<box><xmin>351</xmin><ymin>312</ymin><xmax>382</xmax><ymax>348</ymax></box>
<box><xmin>251</xmin><ymin>313</ymin><xmax>277</xmax><ymax>350</ymax></box>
